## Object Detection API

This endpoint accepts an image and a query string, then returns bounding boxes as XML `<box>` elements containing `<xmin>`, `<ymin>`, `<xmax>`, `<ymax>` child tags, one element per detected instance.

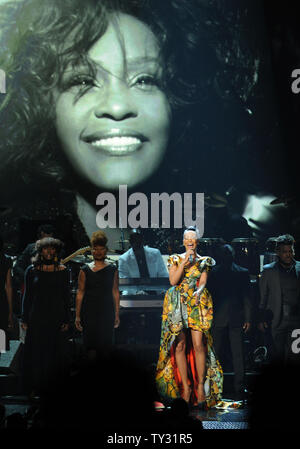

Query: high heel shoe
<box><xmin>182</xmin><ymin>386</ymin><xmax>192</xmax><ymax>404</ymax></box>
<box><xmin>196</xmin><ymin>382</ymin><xmax>206</xmax><ymax>410</ymax></box>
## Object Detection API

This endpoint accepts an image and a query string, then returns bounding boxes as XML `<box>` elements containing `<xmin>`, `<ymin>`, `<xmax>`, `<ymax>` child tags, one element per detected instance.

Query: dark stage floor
<box><xmin>0</xmin><ymin>395</ymin><xmax>249</xmax><ymax>430</ymax></box>
<box><xmin>1</xmin><ymin>340</ymin><xmax>250</xmax><ymax>430</ymax></box>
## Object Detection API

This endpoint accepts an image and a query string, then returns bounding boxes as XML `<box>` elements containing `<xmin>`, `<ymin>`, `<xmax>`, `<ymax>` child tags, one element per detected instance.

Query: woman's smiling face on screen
<box><xmin>54</xmin><ymin>13</ymin><xmax>172</xmax><ymax>190</ymax></box>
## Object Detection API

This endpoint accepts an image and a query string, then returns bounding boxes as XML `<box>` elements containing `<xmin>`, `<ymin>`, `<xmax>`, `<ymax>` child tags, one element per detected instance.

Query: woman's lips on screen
<box><xmin>89</xmin><ymin>136</ymin><xmax>143</xmax><ymax>156</ymax></box>
<box><xmin>81</xmin><ymin>129</ymin><xmax>148</xmax><ymax>156</ymax></box>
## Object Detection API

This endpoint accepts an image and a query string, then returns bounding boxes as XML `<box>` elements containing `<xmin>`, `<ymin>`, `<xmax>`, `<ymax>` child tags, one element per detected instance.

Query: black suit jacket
<box><xmin>259</xmin><ymin>260</ymin><xmax>300</xmax><ymax>329</ymax></box>
<box><xmin>207</xmin><ymin>262</ymin><xmax>252</xmax><ymax>327</ymax></box>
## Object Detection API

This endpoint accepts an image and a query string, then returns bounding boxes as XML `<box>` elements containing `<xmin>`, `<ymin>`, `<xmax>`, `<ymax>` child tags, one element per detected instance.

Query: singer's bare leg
<box><xmin>191</xmin><ymin>329</ymin><xmax>206</xmax><ymax>402</ymax></box>
<box><xmin>175</xmin><ymin>331</ymin><xmax>191</xmax><ymax>403</ymax></box>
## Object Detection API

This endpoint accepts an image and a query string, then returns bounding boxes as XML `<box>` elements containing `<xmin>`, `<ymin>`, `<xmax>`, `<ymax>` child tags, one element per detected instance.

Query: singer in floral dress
<box><xmin>156</xmin><ymin>228</ymin><xmax>223</xmax><ymax>408</ymax></box>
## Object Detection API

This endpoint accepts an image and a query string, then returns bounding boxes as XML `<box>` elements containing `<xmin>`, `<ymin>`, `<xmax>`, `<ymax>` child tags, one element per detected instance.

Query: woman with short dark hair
<box><xmin>75</xmin><ymin>231</ymin><xmax>120</xmax><ymax>360</ymax></box>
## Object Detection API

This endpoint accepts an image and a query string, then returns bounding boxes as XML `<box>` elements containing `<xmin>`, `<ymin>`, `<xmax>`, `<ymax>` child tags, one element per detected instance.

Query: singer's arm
<box><xmin>169</xmin><ymin>262</ymin><xmax>185</xmax><ymax>286</ymax></box>
<box><xmin>193</xmin><ymin>271</ymin><xmax>208</xmax><ymax>303</ymax></box>
<box><xmin>169</xmin><ymin>251</ymin><xmax>193</xmax><ymax>286</ymax></box>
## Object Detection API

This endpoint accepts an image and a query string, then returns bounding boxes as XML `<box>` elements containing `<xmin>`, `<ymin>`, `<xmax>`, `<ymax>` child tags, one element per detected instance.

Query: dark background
<box><xmin>1</xmin><ymin>0</ymin><xmax>300</xmax><ymax>253</ymax></box>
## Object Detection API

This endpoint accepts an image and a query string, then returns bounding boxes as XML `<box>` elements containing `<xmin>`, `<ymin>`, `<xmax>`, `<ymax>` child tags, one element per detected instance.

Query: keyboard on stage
<box><xmin>120</xmin><ymin>295</ymin><xmax>164</xmax><ymax>308</ymax></box>
<box><xmin>119</xmin><ymin>277</ymin><xmax>170</xmax><ymax>309</ymax></box>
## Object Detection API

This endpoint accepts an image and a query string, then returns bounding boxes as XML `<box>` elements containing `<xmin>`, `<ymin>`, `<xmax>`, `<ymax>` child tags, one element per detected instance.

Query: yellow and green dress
<box><xmin>156</xmin><ymin>254</ymin><xmax>223</xmax><ymax>408</ymax></box>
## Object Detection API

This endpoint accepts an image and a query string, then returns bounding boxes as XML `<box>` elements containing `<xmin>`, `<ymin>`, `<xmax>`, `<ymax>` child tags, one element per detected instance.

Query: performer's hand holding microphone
<box><xmin>184</xmin><ymin>248</ymin><xmax>195</xmax><ymax>266</ymax></box>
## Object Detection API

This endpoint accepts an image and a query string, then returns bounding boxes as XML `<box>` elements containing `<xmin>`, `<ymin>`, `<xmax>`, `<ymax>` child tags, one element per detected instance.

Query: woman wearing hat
<box><xmin>21</xmin><ymin>237</ymin><xmax>70</xmax><ymax>396</ymax></box>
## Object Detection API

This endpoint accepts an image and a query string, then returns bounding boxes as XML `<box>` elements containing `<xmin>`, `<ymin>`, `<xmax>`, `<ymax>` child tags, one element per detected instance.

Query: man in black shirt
<box><xmin>259</xmin><ymin>234</ymin><xmax>300</xmax><ymax>364</ymax></box>
<box><xmin>118</xmin><ymin>230</ymin><xmax>168</xmax><ymax>281</ymax></box>
<box><xmin>207</xmin><ymin>244</ymin><xmax>252</xmax><ymax>401</ymax></box>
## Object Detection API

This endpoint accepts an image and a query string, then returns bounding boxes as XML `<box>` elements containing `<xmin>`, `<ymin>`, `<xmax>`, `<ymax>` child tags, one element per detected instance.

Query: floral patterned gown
<box><xmin>156</xmin><ymin>254</ymin><xmax>223</xmax><ymax>408</ymax></box>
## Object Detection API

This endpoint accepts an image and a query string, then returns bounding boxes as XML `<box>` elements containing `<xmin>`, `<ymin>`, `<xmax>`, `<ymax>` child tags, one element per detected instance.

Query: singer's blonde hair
<box><xmin>183</xmin><ymin>226</ymin><xmax>201</xmax><ymax>241</ymax></box>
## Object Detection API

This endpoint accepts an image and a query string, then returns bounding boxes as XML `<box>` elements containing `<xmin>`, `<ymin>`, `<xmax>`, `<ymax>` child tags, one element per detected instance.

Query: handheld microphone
<box><xmin>189</xmin><ymin>255</ymin><xmax>193</xmax><ymax>263</ymax></box>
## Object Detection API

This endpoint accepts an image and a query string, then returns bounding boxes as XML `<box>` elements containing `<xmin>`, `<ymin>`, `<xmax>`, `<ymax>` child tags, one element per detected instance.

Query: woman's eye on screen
<box><xmin>61</xmin><ymin>74</ymin><xmax>98</xmax><ymax>94</ymax></box>
<box><xmin>131</xmin><ymin>73</ymin><xmax>162</xmax><ymax>91</ymax></box>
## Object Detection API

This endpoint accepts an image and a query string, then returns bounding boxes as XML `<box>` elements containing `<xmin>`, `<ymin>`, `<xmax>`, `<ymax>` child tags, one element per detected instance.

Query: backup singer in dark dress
<box><xmin>75</xmin><ymin>231</ymin><xmax>120</xmax><ymax>359</ymax></box>
<box><xmin>21</xmin><ymin>238</ymin><xmax>70</xmax><ymax>395</ymax></box>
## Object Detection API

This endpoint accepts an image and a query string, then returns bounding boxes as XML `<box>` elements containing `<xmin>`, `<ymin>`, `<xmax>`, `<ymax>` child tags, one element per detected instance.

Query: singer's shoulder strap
<box><xmin>167</xmin><ymin>254</ymin><xmax>182</xmax><ymax>268</ymax></box>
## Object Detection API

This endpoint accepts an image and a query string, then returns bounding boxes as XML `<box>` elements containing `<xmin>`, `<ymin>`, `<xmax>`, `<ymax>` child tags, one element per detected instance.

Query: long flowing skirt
<box><xmin>156</xmin><ymin>286</ymin><xmax>223</xmax><ymax>407</ymax></box>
